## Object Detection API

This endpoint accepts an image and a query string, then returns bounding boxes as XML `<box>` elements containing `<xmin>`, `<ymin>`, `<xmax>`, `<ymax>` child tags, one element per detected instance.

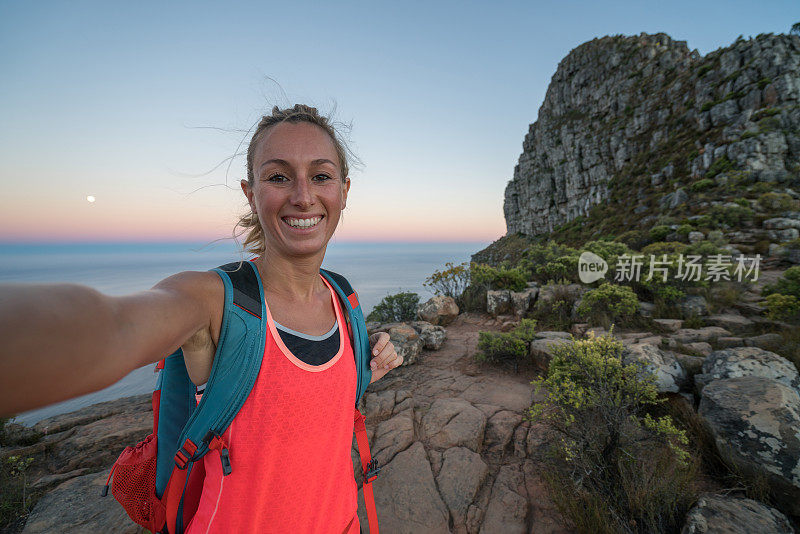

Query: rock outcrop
<box><xmin>503</xmin><ymin>32</ymin><xmax>800</xmax><ymax>238</ymax></box>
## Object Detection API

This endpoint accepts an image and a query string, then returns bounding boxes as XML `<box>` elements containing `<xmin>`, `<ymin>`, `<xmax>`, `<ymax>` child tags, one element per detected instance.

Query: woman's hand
<box><xmin>368</xmin><ymin>332</ymin><xmax>403</xmax><ymax>384</ymax></box>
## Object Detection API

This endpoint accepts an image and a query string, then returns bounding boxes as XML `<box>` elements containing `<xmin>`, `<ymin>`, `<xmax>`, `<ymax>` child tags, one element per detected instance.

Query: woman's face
<box><xmin>242</xmin><ymin>121</ymin><xmax>350</xmax><ymax>260</ymax></box>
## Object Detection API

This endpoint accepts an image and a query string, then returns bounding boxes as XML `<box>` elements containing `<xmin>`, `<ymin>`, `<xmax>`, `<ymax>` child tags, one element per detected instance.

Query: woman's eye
<box><xmin>314</xmin><ymin>174</ymin><xmax>333</xmax><ymax>182</ymax></box>
<box><xmin>266</xmin><ymin>173</ymin><xmax>287</xmax><ymax>182</ymax></box>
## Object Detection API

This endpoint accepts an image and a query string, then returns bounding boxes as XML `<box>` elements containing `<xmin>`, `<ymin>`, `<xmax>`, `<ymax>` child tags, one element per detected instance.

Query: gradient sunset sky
<box><xmin>1</xmin><ymin>1</ymin><xmax>795</xmax><ymax>243</ymax></box>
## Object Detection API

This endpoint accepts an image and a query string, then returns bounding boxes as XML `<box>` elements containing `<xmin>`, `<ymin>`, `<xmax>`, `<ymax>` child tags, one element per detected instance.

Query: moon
<box><xmin>86</xmin><ymin>195</ymin><xmax>96</xmax><ymax>203</ymax></box>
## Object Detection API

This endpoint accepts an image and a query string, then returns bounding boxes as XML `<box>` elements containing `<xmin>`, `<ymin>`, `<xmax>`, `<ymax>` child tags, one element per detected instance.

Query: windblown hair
<box><xmin>235</xmin><ymin>104</ymin><xmax>353</xmax><ymax>255</ymax></box>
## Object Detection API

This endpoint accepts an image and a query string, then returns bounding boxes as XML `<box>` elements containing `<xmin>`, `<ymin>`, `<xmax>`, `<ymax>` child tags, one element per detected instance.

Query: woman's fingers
<box><xmin>369</xmin><ymin>334</ymin><xmax>402</xmax><ymax>370</ymax></box>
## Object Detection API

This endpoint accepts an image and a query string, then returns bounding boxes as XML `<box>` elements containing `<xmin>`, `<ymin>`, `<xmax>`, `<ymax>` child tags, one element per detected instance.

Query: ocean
<box><xmin>1</xmin><ymin>240</ymin><xmax>488</xmax><ymax>425</ymax></box>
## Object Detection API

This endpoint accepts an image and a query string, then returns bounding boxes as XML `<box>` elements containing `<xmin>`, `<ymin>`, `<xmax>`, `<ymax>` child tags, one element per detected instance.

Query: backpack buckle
<box><xmin>363</xmin><ymin>458</ymin><xmax>381</xmax><ymax>484</ymax></box>
<box><xmin>174</xmin><ymin>439</ymin><xmax>198</xmax><ymax>470</ymax></box>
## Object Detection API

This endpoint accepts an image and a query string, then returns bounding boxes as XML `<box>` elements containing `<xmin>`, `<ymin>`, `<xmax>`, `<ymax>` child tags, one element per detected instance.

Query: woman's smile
<box><xmin>282</xmin><ymin>215</ymin><xmax>324</xmax><ymax>230</ymax></box>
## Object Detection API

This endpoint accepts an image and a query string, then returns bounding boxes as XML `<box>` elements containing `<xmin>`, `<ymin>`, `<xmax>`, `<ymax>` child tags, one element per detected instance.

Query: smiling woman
<box><xmin>0</xmin><ymin>104</ymin><xmax>401</xmax><ymax>534</ymax></box>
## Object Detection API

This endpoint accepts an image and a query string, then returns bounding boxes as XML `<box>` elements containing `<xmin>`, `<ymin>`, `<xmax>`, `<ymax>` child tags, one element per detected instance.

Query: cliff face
<box><xmin>504</xmin><ymin>32</ymin><xmax>800</xmax><ymax>236</ymax></box>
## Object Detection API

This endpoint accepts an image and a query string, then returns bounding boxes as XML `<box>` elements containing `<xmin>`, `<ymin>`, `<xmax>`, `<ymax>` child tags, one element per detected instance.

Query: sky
<box><xmin>0</xmin><ymin>1</ymin><xmax>796</xmax><ymax>243</ymax></box>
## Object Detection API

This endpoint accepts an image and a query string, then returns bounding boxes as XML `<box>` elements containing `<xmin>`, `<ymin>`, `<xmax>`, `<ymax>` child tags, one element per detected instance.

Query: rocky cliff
<box><xmin>504</xmin><ymin>32</ymin><xmax>800</xmax><ymax>238</ymax></box>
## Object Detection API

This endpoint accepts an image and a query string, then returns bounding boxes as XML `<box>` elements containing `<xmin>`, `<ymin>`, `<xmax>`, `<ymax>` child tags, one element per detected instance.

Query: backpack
<box><xmin>101</xmin><ymin>260</ymin><xmax>381</xmax><ymax>533</ymax></box>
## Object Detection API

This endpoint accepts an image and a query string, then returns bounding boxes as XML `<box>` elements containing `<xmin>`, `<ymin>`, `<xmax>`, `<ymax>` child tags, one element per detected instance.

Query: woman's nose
<box><xmin>290</xmin><ymin>177</ymin><xmax>314</xmax><ymax>207</ymax></box>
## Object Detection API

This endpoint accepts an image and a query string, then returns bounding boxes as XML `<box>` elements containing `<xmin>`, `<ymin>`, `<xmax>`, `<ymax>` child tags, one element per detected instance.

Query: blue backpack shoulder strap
<box><xmin>319</xmin><ymin>268</ymin><xmax>372</xmax><ymax>407</ymax></box>
<box><xmin>155</xmin><ymin>259</ymin><xmax>266</xmax><ymax>499</ymax></box>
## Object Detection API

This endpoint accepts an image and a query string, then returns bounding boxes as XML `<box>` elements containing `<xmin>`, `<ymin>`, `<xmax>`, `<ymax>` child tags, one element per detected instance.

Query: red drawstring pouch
<box><xmin>103</xmin><ymin>433</ymin><xmax>166</xmax><ymax>533</ymax></box>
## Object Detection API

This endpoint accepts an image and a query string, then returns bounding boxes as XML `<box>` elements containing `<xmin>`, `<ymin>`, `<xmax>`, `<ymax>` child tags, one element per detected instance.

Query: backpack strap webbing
<box><xmin>162</xmin><ymin>260</ymin><xmax>267</xmax><ymax>534</ymax></box>
<box><xmin>319</xmin><ymin>268</ymin><xmax>373</xmax><ymax>407</ymax></box>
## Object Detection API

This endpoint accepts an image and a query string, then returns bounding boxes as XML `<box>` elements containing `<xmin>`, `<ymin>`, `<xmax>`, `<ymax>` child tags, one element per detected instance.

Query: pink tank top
<box><xmin>185</xmin><ymin>274</ymin><xmax>360</xmax><ymax>534</ymax></box>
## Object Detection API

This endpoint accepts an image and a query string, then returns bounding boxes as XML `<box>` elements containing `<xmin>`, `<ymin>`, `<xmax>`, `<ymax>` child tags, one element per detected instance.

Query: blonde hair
<box><xmin>235</xmin><ymin>104</ymin><xmax>353</xmax><ymax>255</ymax></box>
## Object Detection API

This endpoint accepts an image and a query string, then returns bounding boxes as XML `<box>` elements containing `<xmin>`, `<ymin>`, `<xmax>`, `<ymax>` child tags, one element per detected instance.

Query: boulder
<box><xmin>622</xmin><ymin>343</ymin><xmax>687</xmax><ymax>393</ymax></box>
<box><xmin>371</xmin><ymin>323</ymin><xmax>424</xmax><ymax>365</ymax></box>
<box><xmin>672</xmin><ymin>327</ymin><xmax>732</xmax><ymax>344</ymax></box>
<box><xmin>699</xmin><ymin>377</ymin><xmax>800</xmax><ymax>516</ymax></box>
<box><xmin>534</xmin><ymin>331</ymin><xmax>572</xmax><ymax>340</ymax></box>
<box><xmin>419</xmin><ymin>398</ymin><xmax>487</xmax><ymax>452</ymax></box>
<box><xmin>410</xmin><ymin>321</ymin><xmax>447</xmax><ymax>350</ymax></box>
<box><xmin>435</xmin><ymin>447</ymin><xmax>489</xmax><ymax>527</ymax></box>
<box><xmin>417</xmin><ymin>295</ymin><xmax>459</xmax><ymax>326</ymax></box>
<box><xmin>746</xmin><ymin>333</ymin><xmax>784</xmax><ymax>351</ymax></box>
<box><xmin>679</xmin><ymin>295</ymin><xmax>709</xmax><ymax>317</ymax></box>
<box><xmin>653</xmin><ymin>318</ymin><xmax>683</xmax><ymax>332</ymax></box>
<box><xmin>706</xmin><ymin>313</ymin><xmax>755</xmax><ymax>334</ymax></box>
<box><xmin>681</xmin><ymin>493</ymin><xmax>794</xmax><ymax>534</ymax></box>
<box><xmin>695</xmin><ymin>347</ymin><xmax>800</xmax><ymax>393</ymax></box>
<box><xmin>486</xmin><ymin>290</ymin><xmax>514</xmax><ymax>317</ymax></box>
<box><xmin>511</xmin><ymin>287</ymin><xmax>538</xmax><ymax>316</ymax></box>
<box><xmin>529</xmin><ymin>338</ymin><xmax>573</xmax><ymax>370</ymax></box>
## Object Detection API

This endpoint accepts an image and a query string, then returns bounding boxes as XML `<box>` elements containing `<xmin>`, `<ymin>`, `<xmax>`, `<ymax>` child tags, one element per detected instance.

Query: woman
<box><xmin>0</xmin><ymin>104</ymin><xmax>402</xmax><ymax>532</ymax></box>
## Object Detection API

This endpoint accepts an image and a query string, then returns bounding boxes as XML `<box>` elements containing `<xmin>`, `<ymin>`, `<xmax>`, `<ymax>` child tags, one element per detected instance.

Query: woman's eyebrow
<box><xmin>258</xmin><ymin>158</ymin><xmax>336</xmax><ymax>169</ymax></box>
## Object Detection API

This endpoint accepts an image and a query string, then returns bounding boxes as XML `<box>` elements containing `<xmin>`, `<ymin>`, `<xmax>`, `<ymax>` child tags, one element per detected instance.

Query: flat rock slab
<box><xmin>358</xmin><ymin>441</ymin><xmax>449</xmax><ymax>534</ymax></box>
<box><xmin>460</xmin><ymin>378</ymin><xmax>534</xmax><ymax>414</ymax></box>
<box><xmin>480</xmin><ymin>464</ymin><xmax>529</xmax><ymax>534</ymax></box>
<box><xmin>23</xmin><ymin>470</ymin><xmax>138</xmax><ymax>533</ymax></box>
<box><xmin>420</xmin><ymin>398</ymin><xmax>487</xmax><ymax>452</ymax></box>
<box><xmin>436</xmin><ymin>446</ymin><xmax>489</xmax><ymax>527</ymax></box>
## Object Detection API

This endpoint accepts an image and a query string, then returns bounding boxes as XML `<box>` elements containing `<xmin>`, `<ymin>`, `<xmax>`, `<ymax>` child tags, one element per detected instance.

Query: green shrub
<box><xmin>764</xmin><ymin>294</ymin><xmax>800</xmax><ymax>322</ymax></box>
<box><xmin>366</xmin><ymin>292</ymin><xmax>420</xmax><ymax>323</ymax></box>
<box><xmin>763</xmin><ymin>266</ymin><xmax>800</xmax><ymax>299</ymax></box>
<box><xmin>576</xmin><ymin>283</ymin><xmax>639</xmax><ymax>327</ymax></box>
<box><xmin>758</xmin><ymin>192</ymin><xmax>795</xmax><ymax>211</ymax></box>
<box><xmin>708</xmin><ymin>204</ymin><xmax>753</xmax><ymax>227</ymax></box>
<box><xmin>706</xmin><ymin>155</ymin><xmax>734</xmax><ymax>179</ymax></box>
<box><xmin>690</xmin><ymin>178</ymin><xmax>715</xmax><ymax>192</ymax></box>
<box><xmin>757</xmin><ymin>116</ymin><xmax>781</xmax><ymax>133</ymax></box>
<box><xmin>676</xmin><ymin>224</ymin><xmax>693</xmax><ymax>238</ymax></box>
<box><xmin>1</xmin><ymin>454</ymin><xmax>36</xmax><ymax>529</ymax></box>
<box><xmin>424</xmin><ymin>261</ymin><xmax>470</xmax><ymax>305</ymax></box>
<box><xmin>535</xmin><ymin>256</ymin><xmax>579</xmax><ymax>284</ymax></box>
<box><xmin>526</xmin><ymin>333</ymin><xmax>695</xmax><ymax>534</ymax></box>
<box><xmin>532</xmin><ymin>284</ymin><xmax>581</xmax><ymax>331</ymax></box>
<box><xmin>649</xmin><ymin>225</ymin><xmax>672</xmax><ymax>242</ymax></box>
<box><xmin>615</xmin><ymin>230</ymin><xmax>649</xmax><ymax>250</ymax></box>
<box><xmin>475</xmin><ymin>318</ymin><xmax>538</xmax><ymax>372</ymax></box>
<box><xmin>471</xmin><ymin>262</ymin><xmax>528</xmax><ymax>292</ymax></box>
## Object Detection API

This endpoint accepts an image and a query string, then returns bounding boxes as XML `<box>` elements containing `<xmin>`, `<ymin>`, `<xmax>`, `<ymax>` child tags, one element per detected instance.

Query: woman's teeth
<box><xmin>285</xmin><ymin>216</ymin><xmax>322</xmax><ymax>228</ymax></box>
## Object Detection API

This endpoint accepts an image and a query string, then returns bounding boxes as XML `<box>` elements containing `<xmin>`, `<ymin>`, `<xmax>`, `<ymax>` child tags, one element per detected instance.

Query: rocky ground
<box><xmin>3</xmin><ymin>304</ymin><xmax>799</xmax><ymax>533</ymax></box>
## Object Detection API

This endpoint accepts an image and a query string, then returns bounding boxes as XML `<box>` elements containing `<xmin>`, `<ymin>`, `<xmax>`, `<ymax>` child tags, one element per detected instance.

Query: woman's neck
<box><xmin>256</xmin><ymin>250</ymin><xmax>326</xmax><ymax>303</ymax></box>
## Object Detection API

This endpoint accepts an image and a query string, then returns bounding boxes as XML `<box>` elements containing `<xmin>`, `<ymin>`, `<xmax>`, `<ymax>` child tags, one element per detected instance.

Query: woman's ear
<box><xmin>342</xmin><ymin>177</ymin><xmax>351</xmax><ymax>210</ymax></box>
<box><xmin>241</xmin><ymin>179</ymin><xmax>256</xmax><ymax>213</ymax></box>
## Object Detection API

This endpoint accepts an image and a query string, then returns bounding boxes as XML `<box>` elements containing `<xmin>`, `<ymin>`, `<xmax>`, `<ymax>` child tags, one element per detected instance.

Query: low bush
<box><xmin>649</xmin><ymin>225</ymin><xmax>671</xmax><ymax>243</ymax></box>
<box><xmin>764</xmin><ymin>293</ymin><xmax>800</xmax><ymax>322</ymax></box>
<box><xmin>471</xmin><ymin>262</ymin><xmax>527</xmax><ymax>292</ymax></box>
<box><xmin>576</xmin><ymin>283</ymin><xmax>639</xmax><ymax>327</ymax></box>
<box><xmin>526</xmin><ymin>333</ymin><xmax>696</xmax><ymax>534</ymax></box>
<box><xmin>762</xmin><ymin>266</ymin><xmax>800</xmax><ymax>299</ymax></box>
<box><xmin>366</xmin><ymin>292</ymin><xmax>420</xmax><ymax>323</ymax></box>
<box><xmin>614</xmin><ymin>230</ymin><xmax>649</xmax><ymax>250</ymax></box>
<box><xmin>758</xmin><ymin>192</ymin><xmax>795</xmax><ymax>212</ymax></box>
<box><xmin>689</xmin><ymin>178</ymin><xmax>715</xmax><ymax>192</ymax></box>
<box><xmin>705</xmin><ymin>155</ymin><xmax>734</xmax><ymax>179</ymax></box>
<box><xmin>424</xmin><ymin>261</ymin><xmax>470</xmax><ymax>306</ymax></box>
<box><xmin>475</xmin><ymin>319</ymin><xmax>538</xmax><ymax>372</ymax></box>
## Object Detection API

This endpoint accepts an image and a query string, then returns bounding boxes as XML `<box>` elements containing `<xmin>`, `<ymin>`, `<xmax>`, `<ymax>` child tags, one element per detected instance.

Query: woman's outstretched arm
<box><xmin>0</xmin><ymin>271</ymin><xmax>213</xmax><ymax>416</ymax></box>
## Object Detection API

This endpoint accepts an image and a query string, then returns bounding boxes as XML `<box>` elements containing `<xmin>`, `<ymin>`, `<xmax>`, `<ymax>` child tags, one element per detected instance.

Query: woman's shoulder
<box><xmin>152</xmin><ymin>270</ymin><xmax>224</xmax><ymax>314</ymax></box>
